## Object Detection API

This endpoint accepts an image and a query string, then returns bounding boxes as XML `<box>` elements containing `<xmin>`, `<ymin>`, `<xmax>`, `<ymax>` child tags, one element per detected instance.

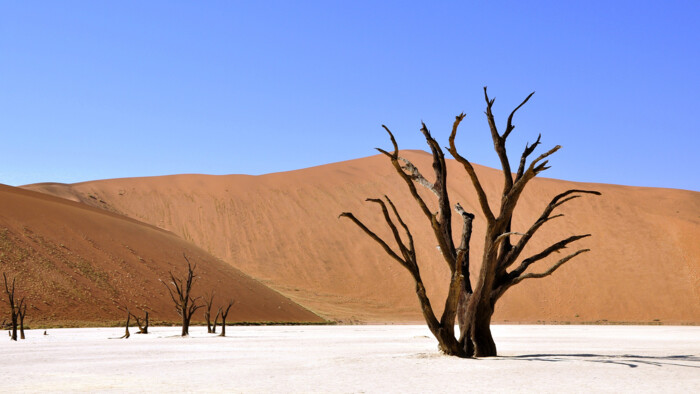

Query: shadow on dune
<box><xmin>500</xmin><ymin>354</ymin><xmax>700</xmax><ymax>369</ymax></box>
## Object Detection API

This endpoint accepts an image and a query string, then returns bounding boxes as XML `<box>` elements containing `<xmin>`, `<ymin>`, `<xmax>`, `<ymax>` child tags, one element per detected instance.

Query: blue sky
<box><xmin>1</xmin><ymin>1</ymin><xmax>698</xmax><ymax>191</ymax></box>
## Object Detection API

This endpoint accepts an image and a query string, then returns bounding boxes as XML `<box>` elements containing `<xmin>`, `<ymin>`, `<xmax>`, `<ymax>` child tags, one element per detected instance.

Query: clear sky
<box><xmin>1</xmin><ymin>1</ymin><xmax>698</xmax><ymax>191</ymax></box>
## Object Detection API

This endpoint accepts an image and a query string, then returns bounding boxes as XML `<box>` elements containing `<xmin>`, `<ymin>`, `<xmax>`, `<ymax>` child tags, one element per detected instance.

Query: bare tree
<box><xmin>130</xmin><ymin>310</ymin><xmax>149</xmax><ymax>334</ymax></box>
<box><xmin>212</xmin><ymin>307</ymin><xmax>221</xmax><ymax>334</ymax></box>
<box><xmin>218</xmin><ymin>300</ymin><xmax>234</xmax><ymax>337</ymax></box>
<box><xmin>2</xmin><ymin>273</ymin><xmax>19</xmax><ymax>341</ymax></box>
<box><xmin>18</xmin><ymin>298</ymin><xmax>26</xmax><ymax>340</ymax></box>
<box><xmin>120</xmin><ymin>309</ymin><xmax>131</xmax><ymax>339</ymax></box>
<box><xmin>341</xmin><ymin>88</ymin><xmax>600</xmax><ymax>357</ymax></box>
<box><xmin>161</xmin><ymin>254</ymin><xmax>203</xmax><ymax>336</ymax></box>
<box><xmin>204</xmin><ymin>292</ymin><xmax>215</xmax><ymax>333</ymax></box>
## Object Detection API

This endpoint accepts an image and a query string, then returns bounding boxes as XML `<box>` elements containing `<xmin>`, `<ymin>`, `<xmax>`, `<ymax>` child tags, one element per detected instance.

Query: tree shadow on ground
<box><xmin>499</xmin><ymin>354</ymin><xmax>700</xmax><ymax>369</ymax></box>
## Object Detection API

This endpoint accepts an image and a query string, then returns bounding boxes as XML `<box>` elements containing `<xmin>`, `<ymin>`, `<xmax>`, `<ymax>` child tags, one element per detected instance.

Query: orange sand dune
<box><xmin>0</xmin><ymin>184</ymin><xmax>324</xmax><ymax>326</ymax></box>
<box><xmin>23</xmin><ymin>151</ymin><xmax>700</xmax><ymax>324</ymax></box>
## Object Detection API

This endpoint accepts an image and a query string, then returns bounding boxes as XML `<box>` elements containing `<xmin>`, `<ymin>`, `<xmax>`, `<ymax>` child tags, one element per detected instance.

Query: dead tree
<box><xmin>204</xmin><ymin>292</ymin><xmax>215</xmax><ymax>333</ymax></box>
<box><xmin>120</xmin><ymin>309</ymin><xmax>131</xmax><ymax>339</ymax></box>
<box><xmin>341</xmin><ymin>88</ymin><xmax>600</xmax><ymax>357</ymax></box>
<box><xmin>2</xmin><ymin>273</ymin><xmax>19</xmax><ymax>341</ymax></box>
<box><xmin>130</xmin><ymin>310</ymin><xmax>149</xmax><ymax>334</ymax></box>
<box><xmin>212</xmin><ymin>307</ymin><xmax>221</xmax><ymax>334</ymax></box>
<box><xmin>161</xmin><ymin>254</ymin><xmax>203</xmax><ymax>336</ymax></box>
<box><xmin>18</xmin><ymin>298</ymin><xmax>26</xmax><ymax>340</ymax></box>
<box><xmin>218</xmin><ymin>300</ymin><xmax>234</xmax><ymax>337</ymax></box>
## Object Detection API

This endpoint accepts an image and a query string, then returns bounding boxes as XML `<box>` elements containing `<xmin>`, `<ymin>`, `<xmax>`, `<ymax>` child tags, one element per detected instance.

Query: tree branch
<box><xmin>366</xmin><ymin>197</ymin><xmax>413</xmax><ymax>263</ymax></box>
<box><xmin>501</xmin><ymin>144</ymin><xmax>564</xmax><ymax>222</ymax></box>
<box><xmin>454</xmin><ymin>203</ymin><xmax>475</xmax><ymax>290</ymax></box>
<box><xmin>511</xmin><ymin>249</ymin><xmax>590</xmax><ymax>285</ymax></box>
<box><xmin>399</xmin><ymin>157</ymin><xmax>437</xmax><ymax>196</ymax></box>
<box><xmin>419</xmin><ymin>122</ymin><xmax>457</xmax><ymax>270</ymax></box>
<box><xmin>447</xmin><ymin>113</ymin><xmax>495</xmax><ymax>223</ymax></box>
<box><xmin>483</xmin><ymin>86</ymin><xmax>513</xmax><ymax>193</ymax></box>
<box><xmin>515</xmin><ymin>134</ymin><xmax>541</xmax><ymax>181</ymax></box>
<box><xmin>501</xmin><ymin>189</ymin><xmax>601</xmax><ymax>269</ymax></box>
<box><xmin>377</xmin><ymin>126</ymin><xmax>433</xmax><ymax>221</ymax></box>
<box><xmin>509</xmin><ymin>234</ymin><xmax>591</xmax><ymax>279</ymax></box>
<box><xmin>504</xmin><ymin>91</ymin><xmax>535</xmax><ymax>140</ymax></box>
<box><xmin>384</xmin><ymin>195</ymin><xmax>415</xmax><ymax>258</ymax></box>
<box><xmin>339</xmin><ymin>212</ymin><xmax>411</xmax><ymax>271</ymax></box>
<box><xmin>494</xmin><ymin>232</ymin><xmax>524</xmax><ymax>247</ymax></box>
<box><xmin>160</xmin><ymin>277</ymin><xmax>181</xmax><ymax>311</ymax></box>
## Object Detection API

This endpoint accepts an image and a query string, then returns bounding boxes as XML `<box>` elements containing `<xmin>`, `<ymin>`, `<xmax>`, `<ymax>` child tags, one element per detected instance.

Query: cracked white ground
<box><xmin>2</xmin><ymin>325</ymin><xmax>699</xmax><ymax>393</ymax></box>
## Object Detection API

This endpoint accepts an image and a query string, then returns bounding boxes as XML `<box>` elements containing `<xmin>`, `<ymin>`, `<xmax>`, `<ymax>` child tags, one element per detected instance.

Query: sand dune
<box><xmin>0</xmin><ymin>185</ymin><xmax>324</xmax><ymax>326</ymax></box>
<box><xmin>23</xmin><ymin>151</ymin><xmax>700</xmax><ymax>324</ymax></box>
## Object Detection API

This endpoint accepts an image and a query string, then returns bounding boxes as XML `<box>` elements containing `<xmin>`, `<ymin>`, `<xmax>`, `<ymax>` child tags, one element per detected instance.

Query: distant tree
<box><xmin>212</xmin><ymin>307</ymin><xmax>221</xmax><ymax>334</ymax></box>
<box><xmin>130</xmin><ymin>310</ymin><xmax>149</xmax><ymax>334</ymax></box>
<box><xmin>218</xmin><ymin>300</ymin><xmax>234</xmax><ymax>337</ymax></box>
<box><xmin>2</xmin><ymin>273</ymin><xmax>19</xmax><ymax>341</ymax></box>
<box><xmin>204</xmin><ymin>292</ymin><xmax>215</xmax><ymax>333</ymax></box>
<box><xmin>161</xmin><ymin>255</ymin><xmax>203</xmax><ymax>336</ymax></box>
<box><xmin>18</xmin><ymin>298</ymin><xmax>26</xmax><ymax>340</ymax></box>
<box><xmin>341</xmin><ymin>88</ymin><xmax>600</xmax><ymax>357</ymax></box>
<box><xmin>120</xmin><ymin>309</ymin><xmax>131</xmax><ymax>339</ymax></box>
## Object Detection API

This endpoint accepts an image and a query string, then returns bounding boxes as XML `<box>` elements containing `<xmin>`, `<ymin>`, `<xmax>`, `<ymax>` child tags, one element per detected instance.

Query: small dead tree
<box><xmin>212</xmin><ymin>307</ymin><xmax>221</xmax><ymax>334</ymax></box>
<box><xmin>161</xmin><ymin>254</ymin><xmax>203</xmax><ymax>336</ymax></box>
<box><xmin>341</xmin><ymin>88</ymin><xmax>600</xmax><ymax>357</ymax></box>
<box><xmin>18</xmin><ymin>298</ymin><xmax>26</xmax><ymax>340</ymax></box>
<box><xmin>130</xmin><ymin>310</ymin><xmax>149</xmax><ymax>334</ymax></box>
<box><xmin>218</xmin><ymin>300</ymin><xmax>234</xmax><ymax>337</ymax></box>
<box><xmin>120</xmin><ymin>309</ymin><xmax>131</xmax><ymax>339</ymax></box>
<box><xmin>2</xmin><ymin>273</ymin><xmax>19</xmax><ymax>341</ymax></box>
<box><xmin>204</xmin><ymin>292</ymin><xmax>215</xmax><ymax>333</ymax></box>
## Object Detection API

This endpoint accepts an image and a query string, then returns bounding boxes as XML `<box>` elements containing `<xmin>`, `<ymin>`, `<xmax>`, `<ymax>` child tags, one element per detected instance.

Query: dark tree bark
<box><xmin>130</xmin><ymin>310</ymin><xmax>149</xmax><ymax>334</ymax></box>
<box><xmin>2</xmin><ymin>273</ymin><xmax>19</xmax><ymax>341</ymax></box>
<box><xmin>120</xmin><ymin>310</ymin><xmax>131</xmax><ymax>339</ymax></box>
<box><xmin>204</xmin><ymin>292</ymin><xmax>215</xmax><ymax>333</ymax></box>
<box><xmin>218</xmin><ymin>300</ymin><xmax>234</xmax><ymax>337</ymax></box>
<box><xmin>212</xmin><ymin>308</ymin><xmax>221</xmax><ymax>334</ymax></box>
<box><xmin>341</xmin><ymin>88</ymin><xmax>600</xmax><ymax>357</ymax></box>
<box><xmin>18</xmin><ymin>298</ymin><xmax>26</xmax><ymax>340</ymax></box>
<box><xmin>161</xmin><ymin>254</ymin><xmax>203</xmax><ymax>336</ymax></box>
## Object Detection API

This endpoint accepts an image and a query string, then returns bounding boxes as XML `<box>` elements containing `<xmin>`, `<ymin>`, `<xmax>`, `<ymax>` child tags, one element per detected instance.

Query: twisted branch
<box><xmin>511</xmin><ymin>249</ymin><xmax>590</xmax><ymax>285</ymax></box>
<box><xmin>447</xmin><ymin>113</ymin><xmax>495</xmax><ymax>223</ymax></box>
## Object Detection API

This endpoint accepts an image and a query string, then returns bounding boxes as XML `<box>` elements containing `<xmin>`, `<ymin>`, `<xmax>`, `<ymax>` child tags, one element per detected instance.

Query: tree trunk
<box><xmin>219</xmin><ymin>317</ymin><xmax>226</xmax><ymax>337</ymax></box>
<box><xmin>182</xmin><ymin>316</ymin><xmax>189</xmax><ymax>336</ymax></box>
<box><xmin>140</xmin><ymin>311</ymin><xmax>149</xmax><ymax>334</ymax></box>
<box><xmin>10</xmin><ymin>315</ymin><xmax>17</xmax><ymax>341</ymax></box>
<box><xmin>434</xmin><ymin>327</ymin><xmax>465</xmax><ymax>357</ymax></box>
<box><xmin>457</xmin><ymin>290</ymin><xmax>475</xmax><ymax>357</ymax></box>
<box><xmin>470</xmin><ymin>302</ymin><xmax>496</xmax><ymax>357</ymax></box>
<box><xmin>3</xmin><ymin>273</ymin><xmax>18</xmax><ymax>341</ymax></box>
<box><xmin>19</xmin><ymin>314</ymin><xmax>25</xmax><ymax>340</ymax></box>
<box><xmin>120</xmin><ymin>312</ymin><xmax>131</xmax><ymax>339</ymax></box>
<box><xmin>213</xmin><ymin>309</ymin><xmax>220</xmax><ymax>334</ymax></box>
<box><xmin>219</xmin><ymin>301</ymin><xmax>233</xmax><ymax>337</ymax></box>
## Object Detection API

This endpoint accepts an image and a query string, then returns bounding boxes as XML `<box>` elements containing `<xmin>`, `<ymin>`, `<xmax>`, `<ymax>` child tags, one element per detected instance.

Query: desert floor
<box><xmin>2</xmin><ymin>325</ymin><xmax>698</xmax><ymax>393</ymax></box>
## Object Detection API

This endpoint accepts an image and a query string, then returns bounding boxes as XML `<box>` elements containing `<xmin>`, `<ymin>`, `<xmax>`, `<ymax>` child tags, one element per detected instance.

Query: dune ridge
<box><xmin>0</xmin><ymin>184</ymin><xmax>324</xmax><ymax>326</ymax></box>
<box><xmin>22</xmin><ymin>151</ymin><xmax>700</xmax><ymax>324</ymax></box>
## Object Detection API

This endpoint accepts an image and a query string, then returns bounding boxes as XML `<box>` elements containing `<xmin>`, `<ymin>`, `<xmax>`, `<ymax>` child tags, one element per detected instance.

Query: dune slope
<box><xmin>0</xmin><ymin>185</ymin><xmax>324</xmax><ymax>326</ymax></box>
<box><xmin>23</xmin><ymin>152</ymin><xmax>700</xmax><ymax>323</ymax></box>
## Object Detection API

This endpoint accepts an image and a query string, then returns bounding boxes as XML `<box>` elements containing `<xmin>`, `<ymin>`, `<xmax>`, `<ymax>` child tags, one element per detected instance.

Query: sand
<box><xmin>2</xmin><ymin>325</ymin><xmax>698</xmax><ymax>392</ymax></box>
<box><xmin>23</xmin><ymin>151</ymin><xmax>700</xmax><ymax>324</ymax></box>
<box><xmin>0</xmin><ymin>184</ymin><xmax>323</xmax><ymax>325</ymax></box>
